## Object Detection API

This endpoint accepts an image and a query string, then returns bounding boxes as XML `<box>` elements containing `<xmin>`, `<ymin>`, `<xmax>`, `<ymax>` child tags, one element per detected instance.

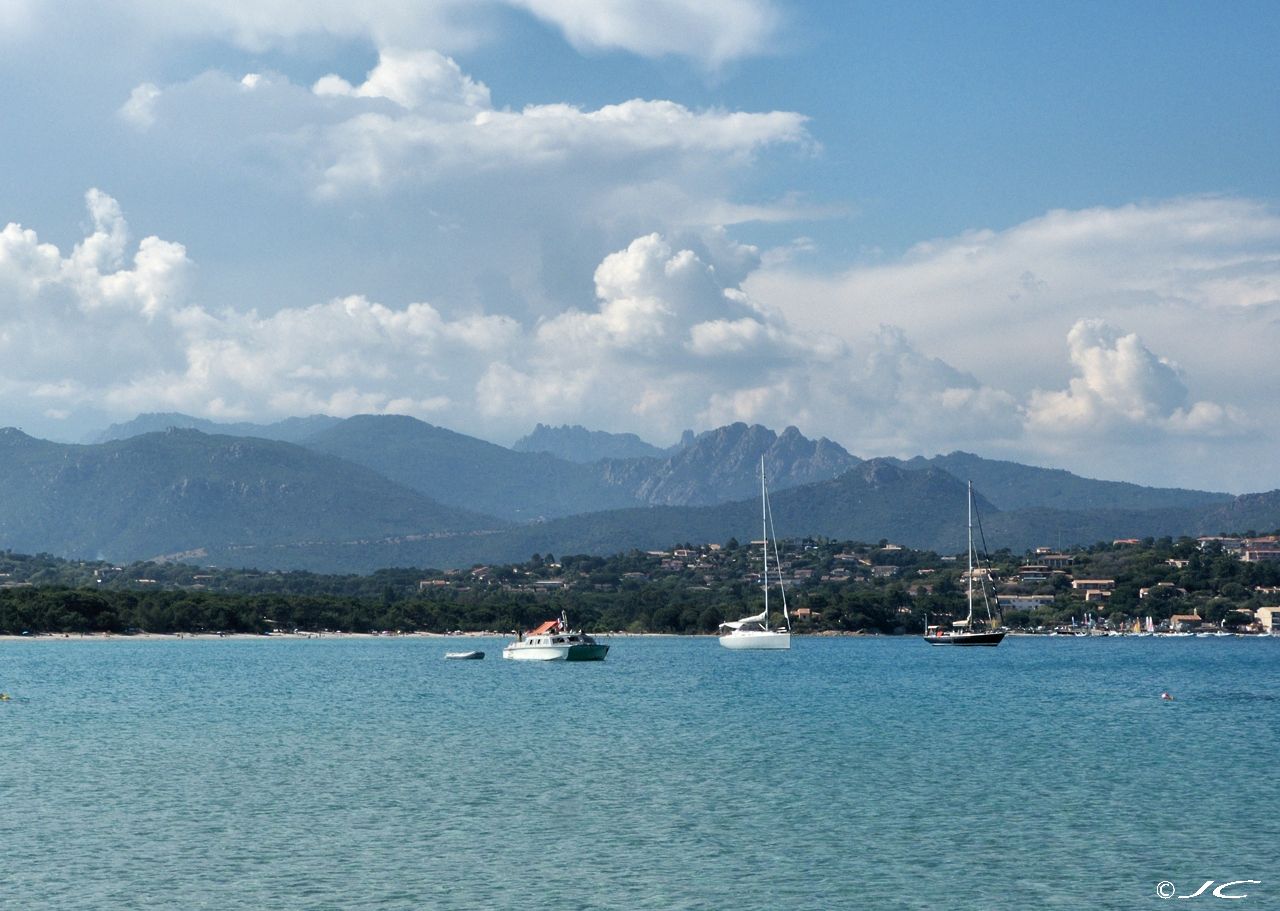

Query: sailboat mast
<box><xmin>761</xmin><ymin>455</ymin><xmax>770</xmax><ymax>631</ymax></box>
<box><xmin>966</xmin><ymin>481</ymin><xmax>974</xmax><ymax>626</ymax></box>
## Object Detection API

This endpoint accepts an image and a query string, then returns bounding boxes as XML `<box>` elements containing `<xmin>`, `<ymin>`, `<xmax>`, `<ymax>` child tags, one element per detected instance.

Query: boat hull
<box><xmin>445</xmin><ymin>651</ymin><xmax>485</xmax><ymax>660</ymax></box>
<box><xmin>923</xmin><ymin>631</ymin><xmax>1006</xmax><ymax>647</ymax></box>
<box><xmin>502</xmin><ymin>642</ymin><xmax>609</xmax><ymax>661</ymax></box>
<box><xmin>719</xmin><ymin>630</ymin><xmax>791</xmax><ymax>650</ymax></box>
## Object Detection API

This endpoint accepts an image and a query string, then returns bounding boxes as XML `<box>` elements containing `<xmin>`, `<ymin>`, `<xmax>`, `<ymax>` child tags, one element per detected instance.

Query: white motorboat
<box><xmin>502</xmin><ymin>611</ymin><xmax>609</xmax><ymax>661</ymax></box>
<box><xmin>719</xmin><ymin>457</ymin><xmax>791</xmax><ymax>650</ymax></box>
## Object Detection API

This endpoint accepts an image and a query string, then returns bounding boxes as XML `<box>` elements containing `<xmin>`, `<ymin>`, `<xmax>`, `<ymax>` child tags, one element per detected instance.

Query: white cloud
<box><xmin>0</xmin><ymin>189</ymin><xmax>188</xmax><ymax>322</ymax></box>
<box><xmin>744</xmin><ymin>196</ymin><xmax>1279</xmax><ymax>482</ymax></box>
<box><xmin>13</xmin><ymin>1</ymin><xmax>782</xmax><ymax>65</ymax></box>
<box><xmin>687</xmin><ymin>317</ymin><xmax>769</xmax><ymax>356</ymax></box>
<box><xmin>0</xmin><ymin>191</ymin><xmax>192</xmax><ymax>399</ymax></box>
<box><xmin>59</xmin><ymin>1</ymin><xmax>486</xmax><ymax>57</ymax></box>
<box><xmin>100</xmin><ymin>41</ymin><xmax>812</xmax><ymax>349</ymax></box>
<box><xmin>119</xmin><ymin>82</ymin><xmax>162</xmax><ymax>129</ymax></box>
<box><xmin>749</xmin><ymin>197</ymin><xmax>1280</xmax><ymax>392</ymax></box>
<box><xmin>833</xmin><ymin>326</ymin><xmax>1022</xmax><ymax>455</ymax></box>
<box><xmin>307</xmin><ymin>94</ymin><xmax>810</xmax><ymax>199</ymax></box>
<box><xmin>484</xmin><ymin>232</ymin><xmax>1018</xmax><ymax>453</ymax></box>
<box><xmin>58</xmin><ymin>190</ymin><xmax>189</xmax><ymax>318</ymax></box>
<box><xmin>510</xmin><ymin>0</ymin><xmax>781</xmax><ymax>65</ymax></box>
<box><xmin>118</xmin><ymin>48</ymin><xmax>810</xmax><ymax>203</ymax></box>
<box><xmin>0</xmin><ymin>223</ymin><xmax>61</xmax><ymax>296</ymax></box>
<box><xmin>2</xmin><ymin>192</ymin><xmax>1270</xmax><ymax>492</ymax></box>
<box><xmin>0</xmin><ymin>191</ymin><xmax>517</xmax><ymax>427</ymax></box>
<box><xmin>0</xmin><ymin>199</ymin><xmax>866</xmax><ymax>449</ymax></box>
<box><xmin>312</xmin><ymin>47</ymin><xmax>491</xmax><ymax>113</ymax></box>
<box><xmin>1026</xmin><ymin>319</ymin><xmax>1247</xmax><ymax>438</ymax></box>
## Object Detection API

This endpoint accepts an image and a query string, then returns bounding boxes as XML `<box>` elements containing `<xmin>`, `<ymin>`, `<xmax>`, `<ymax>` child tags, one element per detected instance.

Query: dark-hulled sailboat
<box><xmin>924</xmin><ymin>481</ymin><xmax>1006</xmax><ymax>647</ymax></box>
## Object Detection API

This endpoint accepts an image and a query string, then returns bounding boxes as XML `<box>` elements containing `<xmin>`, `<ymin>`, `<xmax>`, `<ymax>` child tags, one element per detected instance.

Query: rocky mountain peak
<box><xmin>618</xmin><ymin>422</ymin><xmax>861</xmax><ymax>506</ymax></box>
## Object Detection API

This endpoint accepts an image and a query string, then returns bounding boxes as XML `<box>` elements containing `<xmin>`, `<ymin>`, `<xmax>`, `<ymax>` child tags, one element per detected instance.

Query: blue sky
<box><xmin>1</xmin><ymin>1</ymin><xmax>1278</xmax><ymax>491</ymax></box>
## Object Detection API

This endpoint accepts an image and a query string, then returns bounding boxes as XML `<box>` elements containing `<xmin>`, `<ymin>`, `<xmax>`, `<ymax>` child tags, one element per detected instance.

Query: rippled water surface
<box><xmin>3</xmin><ymin>635</ymin><xmax>1278</xmax><ymax>910</ymax></box>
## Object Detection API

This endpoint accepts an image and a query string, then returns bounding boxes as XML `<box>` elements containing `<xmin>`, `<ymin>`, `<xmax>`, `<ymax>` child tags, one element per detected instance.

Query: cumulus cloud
<box><xmin>99</xmin><ymin>34</ymin><xmax>812</xmax><ymax>346</ymax></box>
<box><xmin>306</xmin><ymin>97</ymin><xmax>808</xmax><ymax>198</ymax></box>
<box><xmin>3</xmin><ymin>197</ymin><xmax>967</xmax><ymax>452</ymax></box>
<box><xmin>529</xmin><ymin>232</ymin><xmax>818</xmax><ymax>370</ymax></box>
<box><xmin>312</xmin><ymin>48</ymin><xmax>491</xmax><ymax>113</ymax></box>
<box><xmin>2</xmin><ymin>192</ymin><xmax>1264</xmax><ymax>492</ymax></box>
<box><xmin>843</xmin><ymin>326</ymin><xmax>1022</xmax><ymax>452</ymax></box>
<box><xmin>118</xmin><ymin>48</ymin><xmax>810</xmax><ymax>201</ymax></box>
<box><xmin>745</xmin><ymin>196</ymin><xmax>1278</xmax><ymax>480</ymax></box>
<box><xmin>105</xmin><ymin>293</ymin><xmax>523</xmax><ymax>420</ymax></box>
<box><xmin>1026</xmin><ymin>319</ymin><xmax>1247</xmax><ymax>438</ymax></box>
<box><xmin>0</xmin><ymin>196</ymin><xmax>819</xmax><ymax>442</ymax></box>
<box><xmin>0</xmin><ymin>189</ymin><xmax>188</xmax><ymax>320</ymax></box>
<box><xmin>474</xmin><ymin>233</ymin><xmax>1018</xmax><ymax>454</ymax></box>
<box><xmin>0</xmin><ymin>191</ymin><xmax>516</xmax><ymax>426</ymax></box>
<box><xmin>0</xmin><ymin>191</ymin><xmax>191</xmax><ymax>404</ymax></box>
<box><xmin>749</xmin><ymin>197</ymin><xmax>1280</xmax><ymax>392</ymax></box>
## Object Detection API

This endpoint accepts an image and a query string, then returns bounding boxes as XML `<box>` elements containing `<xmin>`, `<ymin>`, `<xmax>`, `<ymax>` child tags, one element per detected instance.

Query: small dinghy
<box><xmin>444</xmin><ymin>650</ymin><xmax>485</xmax><ymax>660</ymax></box>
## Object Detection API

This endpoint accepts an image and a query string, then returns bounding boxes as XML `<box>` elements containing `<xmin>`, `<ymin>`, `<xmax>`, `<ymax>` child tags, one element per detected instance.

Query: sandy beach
<box><xmin>0</xmin><ymin>630</ymin><xmax>485</xmax><ymax>642</ymax></box>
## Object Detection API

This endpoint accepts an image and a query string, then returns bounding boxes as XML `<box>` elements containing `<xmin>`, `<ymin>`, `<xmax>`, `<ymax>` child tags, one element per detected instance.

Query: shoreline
<box><xmin>0</xmin><ymin>630</ymin><xmax>464</xmax><ymax>642</ymax></box>
<box><xmin>2</xmin><ymin>630</ymin><xmax>1274</xmax><ymax>643</ymax></box>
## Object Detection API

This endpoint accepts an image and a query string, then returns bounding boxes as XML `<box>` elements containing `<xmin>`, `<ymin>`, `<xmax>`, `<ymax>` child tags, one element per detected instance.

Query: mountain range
<box><xmin>512</xmin><ymin>423</ymin><xmax>676</xmax><ymax>462</ymax></box>
<box><xmin>302</xmin><ymin>414</ymin><xmax>638</xmax><ymax>522</ymax></box>
<box><xmin>0</xmin><ymin>413</ymin><xmax>1274</xmax><ymax>573</ymax></box>
<box><xmin>91</xmin><ymin>412</ymin><xmax>344</xmax><ymax>445</ymax></box>
<box><xmin>0</xmin><ymin>426</ymin><xmax>494</xmax><ymax>564</ymax></box>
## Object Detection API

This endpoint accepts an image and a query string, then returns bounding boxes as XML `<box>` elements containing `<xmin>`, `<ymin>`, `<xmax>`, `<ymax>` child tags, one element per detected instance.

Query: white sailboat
<box><xmin>719</xmin><ymin>457</ymin><xmax>791</xmax><ymax>650</ymax></box>
<box><xmin>923</xmin><ymin>481</ymin><xmax>1006</xmax><ymax>647</ymax></box>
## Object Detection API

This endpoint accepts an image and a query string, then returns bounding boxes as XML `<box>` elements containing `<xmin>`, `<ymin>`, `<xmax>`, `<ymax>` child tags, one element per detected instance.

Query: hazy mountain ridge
<box><xmin>298</xmin><ymin>417</ymin><xmax>869</xmax><ymax>519</ymax></box>
<box><xmin>299</xmin><ymin>414</ymin><xmax>643</xmax><ymax>521</ymax></box>
<box><xmin>1193</xmin><ymin>489</ymin><xmax>1280</xmax><ymax>534</ymax></box>
<box><xmin>0</xmin><ymin>427</ymin><xmax>499</xmax><ymax>562</ymax></box>
<box><xmin>239</xmin><ymin>463</ymin><xmax>1272</xmax><ymax>572</ymax></box>
<box><xmin>185</xmin><ymin>461</ymin><xmax>990</xmax><ymax>571</ymax></box>
<box><xmin>512</xmin><ymin>423</ymin><xmax>671</xmax><ymax>462</ymax></box>
<box><xmin>91</xmin><ymin>412</ymin><xmax>343</xmax><ymax>444</ymax></box>
<box><xmin>888</xmin><ymin>451</ymin><xmax>1232</xmax><ymax>512</ymax></box>
<box><xmin>8</xmin><ymin>415</ymin><xmax>1278</xmax><ymax>573</ymax></box>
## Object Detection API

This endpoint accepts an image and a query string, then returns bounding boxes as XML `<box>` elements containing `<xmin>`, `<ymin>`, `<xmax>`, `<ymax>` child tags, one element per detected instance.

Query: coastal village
<box><xmin>420</xmin><ymin>532</ymin><xmax>1280</xmax><ymax>635</ymax></box>
<box><xmin>3</xmin><ymin>531</ymin><xmax>1278</xmax><ymax>637</ymax></box>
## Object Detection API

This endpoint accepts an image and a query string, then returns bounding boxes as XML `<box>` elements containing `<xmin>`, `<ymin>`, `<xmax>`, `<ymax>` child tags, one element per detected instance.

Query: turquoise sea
<box><xmin>2</xmin><ymin>635</ymin><xmax>1277</xmax><ymax>910</ymax></box>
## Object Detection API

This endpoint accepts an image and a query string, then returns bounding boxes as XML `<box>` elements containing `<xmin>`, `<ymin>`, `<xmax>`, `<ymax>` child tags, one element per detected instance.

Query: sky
<box><xmin>1</xmin><ymin>0</ymin><xmax>1278</xmax><ymax>492</ymax></box>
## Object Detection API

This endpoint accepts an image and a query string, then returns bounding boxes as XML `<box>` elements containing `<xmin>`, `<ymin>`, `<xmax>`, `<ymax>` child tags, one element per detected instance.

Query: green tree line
<box><xmin>3</xmin><ymin>532</ymin><xmax>1277</xmax><ymax>636</ymax></box>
